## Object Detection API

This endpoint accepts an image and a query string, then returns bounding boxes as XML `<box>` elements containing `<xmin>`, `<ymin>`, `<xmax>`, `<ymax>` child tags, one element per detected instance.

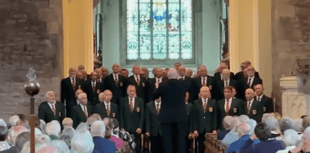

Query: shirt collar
<box><xmin>257</xmin><ymin>94</ymin><xmax>263</xmax><ymax>99</ymax></box>
<box><xmin>155</xmin><ymin>101</ymin><xmax>161</xmax><ymax>105</ymax></box>
<box><xmin>248</xmin><ymin>98</ymin><xmax>254</xmax><ymax>103</ymax></box>
<box><xmin>104</xmin><ymin>101</ymin><xmax>110</xmax><ymax>106</ymax></box>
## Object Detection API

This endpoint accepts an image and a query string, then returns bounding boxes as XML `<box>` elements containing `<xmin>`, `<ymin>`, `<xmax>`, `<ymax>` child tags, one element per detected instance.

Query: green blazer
<box><xmin>119</xmin><ymin>97</ymin><xmax>144</xmax><ymax>133</ymax></box>
<box><xmin>193</xmin><ymin>99</ymin><xmax>218</xmax><ymax>134</ymax></box>
<box><xmin>245</xmin><ymin>100</ymin><xmax>263</xmax><ymax>123</ymax></box>
<box><xmin>71</xmin><ymin>104</ymin><xmax>92</xmax><ymax>129</ymax></box>
<box><xmin>145</xmin><ymin>102</ymin><xmax>163</xmax><ymax>137</ymax></box>
<box><xmin>185</xmin><ymin>103</ymin><xmax>195</xmax><ymax>133</ymax></box>
<box><xmin>218</xmin><ymin>98</ymin><xmax>244</xmax><ymax>129</ymax></box>
<box><xmin>38</xmin><ymin>101</ymin><xmax>65</xmax><ymax>124</ymax></box>
<box><xmin>93</xmin><ymin>102</ymin><xmax>118</xmax><ymax>120</ymax></box>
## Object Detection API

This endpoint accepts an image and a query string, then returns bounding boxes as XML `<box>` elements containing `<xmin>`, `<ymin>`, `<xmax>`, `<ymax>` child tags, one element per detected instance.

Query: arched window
<box><xmin>124</xmin><ymin>0</ymin><xmax>195</xmax><ymax>65</ymax></box>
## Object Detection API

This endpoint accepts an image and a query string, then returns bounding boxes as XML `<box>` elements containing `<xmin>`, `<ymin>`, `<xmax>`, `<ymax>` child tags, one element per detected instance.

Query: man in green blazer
<box><xmin>119</xmin><ymin>85</ymin><xmax>144</xmax><ymax>152</ymax></box>
<box><xmin>71</xmin><ymin>92</ymin><xmax>93</xmax><ymax>129</ymax></box>
<box><xmin>193</xmin><ymin>87</ymin><xmax>218</xmax><ymax>153</ymax></box>
<box><xmin>218</xmin><ymin>86</ymin><xmax>244</xmax><ymax>129</ymax></box>
<box><xmin>38</xmin><ymin>91</ymin><xmax>65</xmax><ymax>124</ymax></box>
<box><xmin>145</xmin><ymin>97</ymin><xmax>163</xmax><ymax>153</ymax></box>
<box><xmin>245</xmin><ymin>88</ymin><xmax>263</xmax><ymax>123</ymax></box>
<box><xmin>93</xmin><ymin>90</ymin><xmax>118</xmax><ymax>120</ymax></box>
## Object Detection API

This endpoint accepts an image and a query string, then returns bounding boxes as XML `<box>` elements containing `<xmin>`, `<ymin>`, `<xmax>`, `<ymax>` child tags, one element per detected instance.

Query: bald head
<box><xmin>178</xmin><ymin>66</ymin><xmax>186</xmax><ymax>77</ymax></box>
<box><xmin>112</xmin><ymin>63</ymin><xmax>120</xmax><ymax>74</ymax></box>
<box><xmin>90</xmin><ymin>71</ymin><xmax>98</xmax><ymax>81</ymax></box>
<box><xmin>199</xmin><ymin>65</ymin><xmax>208</xmax><ymax>77</ymax></box>
<box><xmin>200</xmin><ymin>86</ymin><xmax>211</xmax><ymax>99</ymax></box>
<box><xmin>132</xmin><ymin>65</ymin><xmax>140</xmax><ymax>75</ymax></box>
<box><xmin>245</xmin><ymin>88</ymin><xmax>255</xmax><ymax>101</ymax></box>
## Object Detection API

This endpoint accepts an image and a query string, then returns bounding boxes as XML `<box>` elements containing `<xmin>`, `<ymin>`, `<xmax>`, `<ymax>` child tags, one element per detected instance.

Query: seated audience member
<box><xmin>112</xmin><ymin>119</ymin><xmax>120</xmax><ymax>137</ymax></box>
<box><xmin>0</xmin><ymin>119</ymin><xmax>6</xmax><ymax>127</ymax></box>
<box><xmin>86</xmin><ymin>113</ymin><xmax>102</xmax><ymax>127</ymax></box>
<box><xmin>104</xmin><ymin>118</ymin><xmax>124</xmax><ymax>149</ymax></box>
<box><xmin>303</xmin><ymin>116</ymin><xmax>310</xmax><ymax>131</ymax></box>
<box><xmin>271</xmin><ymin>112</ymin><xmax>282</xmax><ymax>121</ymax></box>
<box><xmin>71</xmin><ymin>130</ymin><xmax>95</xmax><ymax>153</ymax></box>
<box><xmin>261</xmin><ymin>113</ymin><xmax>272</xmax><ymax>123</ymax></box>
<box><xmin>45</xmin><ymin>121</ymin><xmax>61</xmax><ymax>140</ymax></box>
<box><xmin>91</xmin><ymin>121</ymin><xmax>117</xmax><ymax>153</ymax></box>
<box><xmin>226</xmin><ymin>122</ymin><xmax>259</xmax><ymax>153</ymax></box>
<box><xmin>277</xmin><ymin>129</ymin><xmax>301</xmax><ymax>153</ymax></box>
<box><xmin>20</xmin><ymin>134</ymin><xmax>51</xmax><ymax>153</ymax></box>
<box><xmin>62</xmin><ymin>117</ymin><xmax>73</xmax><ymax>129</ymax></box>
<box><xmin>8</xmin><ymin>115</ymin><xmax>20</xmax><ymax>128</ymax></box>
<box><xmin>290</xmin><ymin>127</ymin><xmax>310</xmax><ymax>153</ymax></box>
<box><xmin>7</xmin><ymin>126</ymin><xmax>28</xmax><ymax>146</ymax></box>
<box><xmin>0</xmin><ymin>126</ymin><xmax>10</xmax><ymax>151</ymax></box>
<box><xmin>50</xmin><ymin>140</ymin><xmax>70</xmax><ymax>153</ymax></box>
<box><xmin>247</xmin><ymin>119</ymin><xmax>257</xmax><ymax>135</ymax></box>
<box><xmin>279</xmin><ymin>117</ymin><xmax>295</xmax><ymax>136</ymax></box>
<box><xmin>240</xmin><ymin>123</ymin><xmax>285</xmax><ymax>153</ymax></box>
<box><xmin>76</xmin><ymin>123</ymin><xmax>89</xmax><ymax>133</ymax></box>
<box><xmin>294</xmin><ymin>118</ymin><xmax>304</xmax><ymax>134</ymax></box>
<box><xmin>218</xmin><ymin>116</ymin><xmax>234</xmax><ymax>140</ymax></box>
<box><xmin>239</xmin><ymin>115</ymin><xmax>250</xmax><ymax>123</ymax></box>
<box><xmin>222</xmin><ymin>118</ymin><xmax>241</xmax><ymax>146</ymax></box>
<box><xmin>1</xmin><ymin>132</ymin><xmax>30</xmax><ymax>153</ymax></box>
<box><xmin>265</xmin><ymin>117</ymin><xmax>281</xmax><ymax>138</ymax></box>
<box><xmin>60</xmin><ymin>127</ymin><xmax>76</xmax><ymax>149</ymax></box>
<box><xmin>39</xmin><ymin>120</ymin><xmax>46</xmax><ymax>133</ymax></box>
<box><xmin>16</xmin><ymin>114</ymin><xmax>29</xmax><ymax>129</ymax></box>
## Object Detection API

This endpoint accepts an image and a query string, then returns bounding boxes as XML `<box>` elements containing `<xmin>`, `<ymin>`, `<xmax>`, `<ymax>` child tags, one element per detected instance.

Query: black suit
<box><xmin>245</xmin><ymin>99</ymin><xmax>264</xmax><ymax>123</ymax></box>
<box><xmin>125</xmin><ymin>75</ymin><xmax>149</xmax><ymax>103</ymax></box>
<box><xmin>38</xmin><ymin>101</ymin><xmax>65</xmax><ymax>124</ymax></box>
<box><xmin>148</xmin><ymin>77</ymin><xmax>168</xmax><ymax>102</ymax></box>
<box><xmin>217</xmin><ymin>98</ymin><xmax>244</xmax><ymax>129</ymax></box>
<box><xmin>257</xmin><ymin>95</ymin><xmax>273</xmax><ymax>113</ymax></box>
<box><xmin>238</xmin><ymin>77</ymin><xmax>263</xmax><ymax>100</ymax></box>
<box><xmin>193</xmin><ymin>98</ymin><xmax>218</xmax><ymax>153</ymax></box>
<box><xmin>145</xmin><ymin>101</ymin><xmax>163</xmax><ymax>153</ymax></box>
<box><xmin>84</xmin><ymin>80</ymin><xmax>104</xmax><ymax>105</ymax></box>
<box><xmin>71</xmin><ymin>104</ymin><xmax>92</xmax><ymax>129</ymax></box>
<box><xmin>180</xmin><ymin>76</ymin><xmax>194</xmax><ymax>103</ymax></box>
<box><xmin>215</xmin><ymin>79</ymin><xmax>238</xmax><ymax>101</ymax></box>
<box><xmin>154</xmin><ymin>79</ymin><xmax>190</xmax><ymax>153</ymax></box>
<box><xmin>214</xmin><ymin>72</ymin><xmax>235</xmax><ymax>81</ymax></box>
<box><xmin>60</xmin><ymin>77</ymin><xmax>84</xmax><ymax>117</ymax></box>
<box><xmin>93</xmin><ymin>102</ymin><xmax>118</xmax><ymax>120</ymax></box>
<box><xmin>119</xmin><ymin>97</ymin><xmax>144</xmax><ymax>152</ymax></box>
<box><xmin>104</xmin><ymin>74</ymin><xmax>126</xmax><ymax>105</ymax></box>
<box><xmin>192</xmin><ymin>76</ymin><xmax>215</xmax><ymax>101</ymax></box>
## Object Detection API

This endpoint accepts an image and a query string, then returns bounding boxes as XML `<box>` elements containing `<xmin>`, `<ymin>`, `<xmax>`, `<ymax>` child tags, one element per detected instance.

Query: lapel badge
<box><xmin>120</xmin><ymin>82</ymin><xmax>123</xmax><ymax>87</ymax></box>
<box><xmin>233</xmin><ymin>108</ymin><xmax>237</xmax><ymax>113</ymax></box>
<box><xmin>137</xmin><ymin>107</ymin><xmax>140</xmax><ymax>112</ymax></box>
<box><xmin>209</xmin><ymin>85</ymin><xmax>212</xmax><ymax>90</ymax></box>
<box><xmin>112</xmin><ymin>113</ymin><xmax>116</xmax><ymax>118</ymax></box>
<box><xmin>252</xmin><ymin>110</ymin><xmax>257</xmax><ymax>115</ymax></box>
<box><xmin>209</xmin><ymin>107</ymin><xmax>213</xmax><ymax>112</ymax></box>
<box><xmin>97</xmin><ymin>89</ymin><xmax>100</xmax><ymax>94</ymax></box>
<box><xmin>263</xmin><ymin>107</ymin><xmax>266</xmax><ymax>112</ymax></box>
<box><xmin>142</xmin><ymin>82</ymin><xmax>145</xmax><ymax>87</ymax></box>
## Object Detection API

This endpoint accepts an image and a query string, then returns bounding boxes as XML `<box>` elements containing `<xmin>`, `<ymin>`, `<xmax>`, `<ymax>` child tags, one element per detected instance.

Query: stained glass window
<box><xmin>126</xmin><ymin>0</ymin><xmax>193</xmax><ymax>61</ymax></box>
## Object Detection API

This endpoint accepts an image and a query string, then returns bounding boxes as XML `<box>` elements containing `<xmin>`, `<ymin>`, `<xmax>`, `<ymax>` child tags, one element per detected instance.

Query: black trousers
<box><xmin>161</xmin><ymin>121</ymin><xmax>188</xmax><ymax>153</ymax></box>
<box><xmin>150</xmin><ymin>134</ymin><xmax>164</xmax><ymax>153</ymax></box>
<box><xmin>131</xmin><ymin>133</ymin><xmax>141</xmax><ymax>153</ymax></box>
<box><xmin>197</xmin><ymin>133</ymin><xmax>205</xmax><ymax>153</ymax></box>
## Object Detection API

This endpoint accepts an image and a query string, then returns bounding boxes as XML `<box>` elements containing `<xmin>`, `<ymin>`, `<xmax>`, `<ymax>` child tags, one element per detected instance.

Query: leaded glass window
<box><xmin>126</xmin><ymin>0</ymin><xmax>193</xmax><ymax>61</ymax></box>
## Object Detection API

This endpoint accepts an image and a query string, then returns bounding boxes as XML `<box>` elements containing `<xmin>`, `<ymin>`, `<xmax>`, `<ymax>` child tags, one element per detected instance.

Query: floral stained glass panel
<box><xmin>126</xmin><ymin>0</ymin><xmax>192</xmax><ymax>60</ymax></box>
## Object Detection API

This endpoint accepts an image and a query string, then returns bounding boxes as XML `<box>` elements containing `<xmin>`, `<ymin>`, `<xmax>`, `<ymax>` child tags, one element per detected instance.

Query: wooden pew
<box><xmin>204</xmin><ymin>133</ymin><xmax>227</xmax><ymax>153</ymax></box>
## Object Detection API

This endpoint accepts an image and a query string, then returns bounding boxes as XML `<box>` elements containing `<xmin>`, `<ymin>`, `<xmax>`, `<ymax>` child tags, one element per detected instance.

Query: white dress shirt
<box><xmin>47</xmin><ymin>102</ymin><xmax>56</xmax><ymax>111</ymax></box>
<box><xmin>224</xmin><ymin>79</ymin><xmax>230</xmax><ymax>87</ymax></box>
<box><xmin>256</xmin><ymin>94</ymin><xmax>263</xmax><ymax>102</ymax></box>
<box><xmin>129</xmin><ymin>97</ymin><xmax>135</xmax><ymax>108</ymax></box>
<box><xmin>155</xmin><ymin>101</ymin><xmax>161</xmax><ymax>110</ymax></box>
<box><xmin>156</xmin><ymin>77</ymin><xmax>162</xmax><ymax>83</ymax></box>
<box><xmin>202</xmin><ymin>98</ymin><xmax>208</xmax><ymax>106</ymax></box>
<box><xmin>247</xmin><ymin>76</ymin><xmax>254</xmax><ymax>87</ymax></box>
<box><xmin>104</xmin><ymin>101</ymin><xmax>110</xmax><ymax>110</ymax></box>
<box><xmin>113</xmin><ymin>73</ymin><xmax>118</xmax><ymax>81</ymax></box>
<box><xmin>201</xmin><ymin>76</ymin><xmax>208</xmax><ymax>86</ymax></box>
<box><xmin>247</xmin><ymin>99</ymin><xmax>254</xmax><ymax>111</ymax></box>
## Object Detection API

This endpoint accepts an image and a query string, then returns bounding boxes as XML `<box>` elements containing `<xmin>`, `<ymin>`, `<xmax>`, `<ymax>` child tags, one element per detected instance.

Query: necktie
<box><xmin>156</xmin><ymin>103</ymin><xmax>160</xmax><ymax>114</ymax></box>
<box><xmin>115</xmin><ymin>74</ymin><xmax>118</xmax><ymax>84</ymax></box>
<box><xmin>129</xmin><ymin>98</ymin><xmax>133</xmax><ymax>111</ymax></box>
<box><xmin>225</xmin><ymin>99</ymin><xmax>230</xmax><ymax>113</ymax></box>
<box><xmin>225</xmin><ymin>81</ymin><xmax>228</xmax><ymax>87</ymax></box>
<box><xmin>136</xmin><ymin>76</ymin><xmax>140</xmax><ymax>85</ymax></box>
<box><xmin>247</xmin><ymin>78</ymin><xmax>252</xmax><ymax>87</ymax></box>
<box><xmin>247</xmin><ymin>101</ymin><xmax>251</xmax><ymax>112</ymax></box>
<box><xmin>257</xmin><ymin>97</ymin><xmax>261</xmax><ymax>101</ymax></box>
<box><xmin>107</xmin><ymin>104</ymin><xmax>110</xmax><ymax>116</ymax></box>
<box><xmin>51</xmin><ymin>104</ymin><xmax>56</xmax><ymax>116</ymax></box>
<box><xmin>202</xmin><ymin>77</ymin><xmax>206</xmax><ymax>86</ymax></box>
<box><xmin>203</xmin><ymin>99</ymin><xmax>207</xmax><ymax>112</ymax></box>
<box><xmin>92</xmin><ymin>82</ymin><xmax>96</xmax><ymax>92</ymax></box>
<box><xmin>84</xmin><ymin>106</ymin><xmax>88</xmax><ymax>117</ymax></box>
<box><xmin>72</xmin><ymin>77</ymin><xmax>76</xmax><ymax>89</ymax></box>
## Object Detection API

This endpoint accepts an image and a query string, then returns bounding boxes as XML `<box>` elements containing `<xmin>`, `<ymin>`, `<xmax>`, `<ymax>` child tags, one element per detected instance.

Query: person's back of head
<box><xmin>254</xmin><ymin>123</ymin><xmax>272</xmax><ymax>142</ymax></box>
<box><xmin>60</xmin><ymin>127</ymin><xmax>76</xmax><ymax>149</ymax></box>
<box><xmin>237</xmin><ymin>122</ymin><xmax>251</xmax><ymax>138</ymax></box>
<box><xmin>45</xmin><ymin>120</ymin><xmax>61</xmax><ymax>137</ymax></box>
<box><xmin>0</xmin><ymin>118</ymin><xmax>7</xmax><ymax>127</ymax></box>
<box><xmin>167</xmin><ymin>68</ymin><xmax>179</xmax><ymax>79</ymax></box>
<box><xmin>0</xmin><ymin>126</ymin><xmax>8</xmax><ymax>141</ymax></box>
<box><xmin>239</xmin><ymin>115</ymin><xmax>250</xmax><ymax>123</ymax></box>
<box><xmin>9</xmin><ymin>115</ymin><xmax>20</xmax><ymax>127</ymax></box>
<box><xmin>303</xmin><ymin>116</ymin><xmax>310</xmax><ymax>130</ymax></box>
<box><xmin>279</xmin><ymin>117</ymin><xmax>294</xmax><ymax>135</ymax></box>
<box><xmin>282</xmin><ymin>129</ymin><xmax>301</xmax><ymax>147</ymax></box>
<box><xmin>294</xmin><ymin>118</ymin><xmax>304</xmax><ymax>133</ymax></box>
<box><xmin>21</xmin><ymin>134</ymin><xmax>51</xmax><ymax>153</ymax></box>
<box><xmin>247</xmin><ymin>119</ymin><xmax>257</xmax><ymax>135</ymax></box>
<box><xmin>76</xmin><ymin>123</ymin><xmax>89</xmax><ymax>133</ymax></box>
<box><xmin>71</xmin><ymin>130</ymin><xmax>94</xmax><ymax>153</ymax></box>
<box><xmin>62</xmin><ymin>117</ymin><xmax>73</xmax><ymax>128</ymax></box>
<box><xmin>91</xmin><ymin>121</ymin><xmax>105</xmax><ymax>137</ymax></box>
<box><xmin>223</xmin><ymin>116</ymin><xmax>234</xmax><ymax>130</ymax></box>
<box><xmin>50</xmin><ymin>140</ymin><xmax>70</xmax><ymax>153</ymax></box>
<box><xmin>265</xmin><ymin>116</ymin><xmax>279</xmax><ymax>132</ymax></box>
<box><xmin>104</xmin><ymin>118</ymin><xmax>114</xmax><ymax>138</ymax></box>
<box><xmin>230</xmin><ymin>118</ymin><xmax>241</xmax><ymax>131</ymax></box>
<box><xmin>9</xmin><ymin>125</ymin><xmax>28</xmax><ymax>145</ymax></box>
<box><xmin>15</xmin><ymin>132</ymin><xmax>30</xmax><ymax>152</ymax></box>
<box><xmin>303</xmin><ymin>127</ymin><xmax>310</xmax><ymax>147</ymax></box>
<box><xmin>262</xmin><ymin>113</ymin><xmax>272</xmax><ymax>123</ymax></box>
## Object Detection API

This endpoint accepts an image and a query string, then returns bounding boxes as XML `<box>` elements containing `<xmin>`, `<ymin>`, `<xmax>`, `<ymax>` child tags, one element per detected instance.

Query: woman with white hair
<box><xmin>279</xmin><ymin>117</ymin><xmax>295</xmax><ymax>136</ymax></box>
<box><xmin>218</xmin><ymin>116</ymin><xmax>234</xmax><ymax>140</ymax></box>
<box><xmin>290</xmin><ymin>127</ymin><xmax>310</xmax><ymax>152</ymax></box>
<box><xmin>294</xmin><ymin>118</ymin><xmax>304</xmax><ymax>134</ymax></box>
<box><xmin>21</xmin><ymin>134</ymin><xmax>51</xmax><ymax>153</ymax></box>
<box><xmin>71</xmin><ymin>130</ymin><xmax>95</xmax><ymax>153</ymax></box>
<box><xmin>60</xmin><ymin>127</ymin><xmax>76</xmax><ymax>149</ymax></box>
<box><xmin>247</xmin><ymin>119</ymin><xmax>257</xmax><ymax>135</ymax></box>
<box><xmin>277</xmin><ymin>129</ymin><xmax>301</xmax><ymax>153</ymax></box>
<box><xmin>45</xmin><ymin>120</ymin><xmax>61</xmax><ymax>140</ymax></box>
<box><xmin>222</xmin><ymin>118</ymin><xmax>241</xmax><ymax>146</ymax></box>
<box><xmin>91</xmin><ymin>121</ymin><xmax>116</xmax><ymax>152</ymax></box>
<box><xmin>265</xmin><ymin>116</ymin><xmax>281</xmax><ymax>138</ymax></box>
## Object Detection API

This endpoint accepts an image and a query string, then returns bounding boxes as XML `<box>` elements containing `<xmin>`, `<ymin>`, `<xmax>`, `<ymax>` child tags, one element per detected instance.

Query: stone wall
<box><xmin>0</xmin><ymin>0</ymin><xmax>63</xmax><ymax>121</ymax></box>
<box><xmin>272</xmin><ymin>0</ymin><xmax>310</xmax><ymax>114</ymax></box>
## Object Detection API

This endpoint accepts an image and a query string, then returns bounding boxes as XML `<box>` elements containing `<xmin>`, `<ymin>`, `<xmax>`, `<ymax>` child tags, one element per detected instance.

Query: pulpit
<box><xmin>280</xmin><ymin>75</ymin><xmax>307</xmax><ymax>119</ymax></box>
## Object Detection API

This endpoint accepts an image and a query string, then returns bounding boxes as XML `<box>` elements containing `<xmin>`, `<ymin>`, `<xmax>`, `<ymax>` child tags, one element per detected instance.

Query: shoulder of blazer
<box><xmin>147</xmin><ymin>102</ymin><xmax>154</xmax><ymax>107</ymax></box>
<box><xmin>209</xmin><ymin>99</ymin><xmax>216</xmax><ymax>104</ymax></box>
<box><xmin>136</xmin><ymin>97</ymin><xmax>144</xmax><ymax>103</ymax></box>
<box><xmin>111</xmin><ymin>103</ymin><xmax>118</xmax><ymax>107</ymax></box>
<box><xmin>39</xmin><ymin>101</ymin><xmax>48</xmax><ymax>108</ymax></box>
<box><xmin>56</xmin><ymin>101</ymin><xmax>64</xmax><ymax>107</ymax></box>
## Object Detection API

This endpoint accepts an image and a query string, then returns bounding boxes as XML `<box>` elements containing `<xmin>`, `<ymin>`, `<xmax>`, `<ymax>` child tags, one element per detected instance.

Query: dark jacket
<box><xmin>93</xmin><ymin>102</ymin><xmax>118</xmax><ymax>120</ymax></box>
<box><xmin>38</xmin><ymin>101</ymin><xmax>65</xmax><ymax>124</ymax></box>
<box><xmin>193</xmin><ymin>98</ymin><xmax>218</xmax><ymax>133</ymax></box>
<box><xmin>104</xmin><ymin>74</ymin><xmax>126</xmax><ymax>105</ymax></box>
<box><xmin>71</xmin><ymin>104</ymin><xmax>92</xmax><ymax>128</ymax></box>
<box><xmin>145</xmin><ymin>101</ymin><xmax>163</xmax><ymax>137</ymax></box>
